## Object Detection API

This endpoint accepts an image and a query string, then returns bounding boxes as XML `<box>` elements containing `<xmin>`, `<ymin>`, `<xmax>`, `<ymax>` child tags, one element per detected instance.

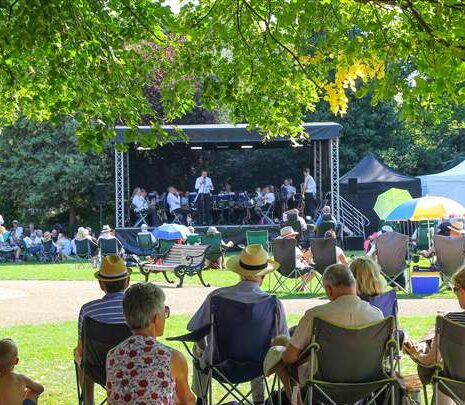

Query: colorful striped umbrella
<box><xmin>374</xmin><ymin>188</ymin><xmax>412</xmax><ymax>220</ymax></box>
<box><xmin>386</xmin><ymin>196</ymin><xmax>465</xmax><ymax>221</ymax></box>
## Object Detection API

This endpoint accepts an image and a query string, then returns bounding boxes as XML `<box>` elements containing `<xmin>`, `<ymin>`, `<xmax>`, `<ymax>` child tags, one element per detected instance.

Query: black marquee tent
<box><xmin>340</xmin><ymin>152</ymin><xmax>422</xmax><ymax>231</ymax></box>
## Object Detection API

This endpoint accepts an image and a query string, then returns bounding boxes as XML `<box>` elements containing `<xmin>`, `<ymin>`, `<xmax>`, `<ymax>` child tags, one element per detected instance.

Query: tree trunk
<box><xmin>69</xmin><ymin>206</ymin><xmax>77</xmax><ymax>226</ymax></box>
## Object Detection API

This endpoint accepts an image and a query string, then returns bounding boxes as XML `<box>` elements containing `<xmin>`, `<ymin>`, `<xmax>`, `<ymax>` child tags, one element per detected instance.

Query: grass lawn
<box><xmin>0</xmin><ymin>315</ymin><xmax>435</xmax><ymax>405</ymax></box>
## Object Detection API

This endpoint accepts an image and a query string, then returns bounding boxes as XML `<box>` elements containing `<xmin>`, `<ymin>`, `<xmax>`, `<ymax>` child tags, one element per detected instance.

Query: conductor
<box><xmin>195</xmin><ymin>170</ymin><xmax>214</xmax><ymax>225</ymax></box>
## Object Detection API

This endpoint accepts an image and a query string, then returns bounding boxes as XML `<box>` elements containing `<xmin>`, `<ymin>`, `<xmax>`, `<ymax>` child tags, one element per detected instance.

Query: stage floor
<box><xmin>116</xmin><ymin>224</ymin><xmax>280</xmax><ymax>255</ymax></box>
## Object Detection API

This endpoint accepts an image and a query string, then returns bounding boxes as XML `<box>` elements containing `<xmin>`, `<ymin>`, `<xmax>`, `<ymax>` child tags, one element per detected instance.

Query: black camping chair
<box><xmin>74</xmin><ymin>239</ymin><xmax>98</xmax><ymax>269</ymax></box>
<box><xmin>75</xmin><ymin>317</ymin><xmax>131</xmax><ymax>405</ymax></box>
<box><xmin>137</xmin><ymin>232</ymin><xmax>157</xmax><ymax>256</ymax></box>
<box><xmin>39</xmin><ymin>239</ymin><xmax>58</xmax><ymax>263</ymax></box>
<box><xmin>168</xmin><ymin>295</ymin><xmax>278</xmax><ymax>405</ymax></box>
<box><xmin>270</xmin><ymin>238</ymin><xmax>312</xmax><ymax>293</ymax></box>
<box><xmin>309</xmin><ymin>238</ymin><xmax>337</xmax><ymax>293</ymax></box>
<box><xmin>316</xmin><ymin>221</ymin><xmax>336</xmax><ymax>238</ymax></box>
<box><xmin>301</xmin><ymin>317</ymin><xmax>399</xmax><ymax>405</ymax></box>
<box><xmin>98</xmin><ymin>238</ymin><xmax>122</xmax><ymax>257</ymax></box>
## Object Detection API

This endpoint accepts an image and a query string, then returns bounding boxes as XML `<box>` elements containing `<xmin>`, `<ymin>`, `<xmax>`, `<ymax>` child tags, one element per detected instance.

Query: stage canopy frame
<box><xmin>114</xmin><ymin>122</ymin><xmax>343</xmax><ymax>228</ymax></box>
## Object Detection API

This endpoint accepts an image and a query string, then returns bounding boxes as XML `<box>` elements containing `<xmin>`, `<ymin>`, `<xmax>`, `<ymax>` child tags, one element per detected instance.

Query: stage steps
<box><xmin>339</xmin><ymin>195</ymin><xmax>370</xmax><ymax>239</ymax></box>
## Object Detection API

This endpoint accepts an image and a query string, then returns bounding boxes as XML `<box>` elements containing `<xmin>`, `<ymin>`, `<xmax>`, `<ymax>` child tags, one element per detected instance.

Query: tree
<box><xmin>0</xmin><ymin>118</ymin><xmax>112</xmax><ymax>226</ymax></box>
<box><xmin>0</xmin><ymin>2</ymin><xmax>464</xmax><ymax>147</ymax></box>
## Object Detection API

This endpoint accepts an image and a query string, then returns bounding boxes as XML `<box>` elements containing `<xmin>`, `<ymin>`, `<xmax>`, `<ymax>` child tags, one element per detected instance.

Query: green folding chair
<box><xmin>187</xmin><ymin>234</ymin><xmax>201</xmax><ymax>245</ymax></box>
<box><xmin>301</xmin><ymin>317</ymin><xmax>399</xmax><ymax>405</ymax></box>
<box><xmin>415</xmin><ymin>221</ymin><xmax>434</xmax><ymax>251</ymax></box>
<box><xmin>158</xmin><ymin>239</ymin><xmax>176</xmax><ymax>255</ymax></box>
<box><xmin>200</xmin><ymin>233</ymin><xmax>225</xmax><ymax>268</ymax></box>
<box><xmin>246</xmin><ymin>230</ymin><xmax>269</xmax><ymax>252</ymax></box>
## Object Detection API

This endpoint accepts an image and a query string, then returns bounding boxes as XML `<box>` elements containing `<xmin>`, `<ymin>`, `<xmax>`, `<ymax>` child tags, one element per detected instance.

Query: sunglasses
<box><xmin>453</xmin><ymin>286</ymin><xmax>462</xmax><ymax>293</ymax></box>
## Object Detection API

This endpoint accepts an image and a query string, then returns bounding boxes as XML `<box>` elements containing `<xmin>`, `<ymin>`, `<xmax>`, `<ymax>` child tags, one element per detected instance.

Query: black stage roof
<box><xmin>115</xmin><ymin>122</ymin><xmax>342</xmax><ymax>148</ymax></box>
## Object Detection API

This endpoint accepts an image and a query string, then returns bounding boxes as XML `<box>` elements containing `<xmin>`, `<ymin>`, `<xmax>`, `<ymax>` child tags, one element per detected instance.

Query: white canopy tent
<box><xmin>419</xmin><ymin>160</ymin><xmax>465</xmax><ymax>206</ymax></box>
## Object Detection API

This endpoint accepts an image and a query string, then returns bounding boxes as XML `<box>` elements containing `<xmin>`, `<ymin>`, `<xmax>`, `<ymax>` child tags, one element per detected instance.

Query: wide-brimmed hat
<box><xmin>279</xmin><ymin>226</ymin><xmax>298</xmax><ymax>239</ymax></box>
<box><xmin>263</xmin><ymin>346</ymin><xmax>287</xmax><ymax>376</ymax></box>
<box><xmin>101</xmin><ymin>225</ymin><xmax>112</xmax><ymax>233</ymax></box>
<box><xmin>95</xmin><ymin>255</ymin><xmax>131</xmax><ymax>282</ymax></box>
<box><xmin>448</xmin><ymin>221</ymin><xmax>465</xmax><ymax>234</ymax></box>
<box><xmin>206</xmin><ymin>226</ymin><xmax>220</xmax><ymax>235</ymax></box>
<box><xmin>226</xmin><ymin>244</ymin><xmax>279</xmax><ymax>277</ymax></box>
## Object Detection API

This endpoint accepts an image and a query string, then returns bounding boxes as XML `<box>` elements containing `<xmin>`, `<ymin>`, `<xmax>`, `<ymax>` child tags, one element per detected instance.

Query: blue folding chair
<box><xmin>361</xmin><ymin>290</ymin><xmax>398</xmax><ymax>318</ymax></box>
<box><xmin>168</xmin><ymin>295</ymin><xmax>278</xmax><ymax>405</ymax></box>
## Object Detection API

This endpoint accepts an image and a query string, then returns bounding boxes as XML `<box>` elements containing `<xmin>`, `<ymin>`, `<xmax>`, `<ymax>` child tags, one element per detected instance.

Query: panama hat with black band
<box><xmin>95</xmin><ymin>255</ymin><xmax>132</xmax><ymax>282</ymax></box>
<box><xmin>226</xmin><ymin>244</ymin><xmax>279</xmax><ymax>277</ymax></box>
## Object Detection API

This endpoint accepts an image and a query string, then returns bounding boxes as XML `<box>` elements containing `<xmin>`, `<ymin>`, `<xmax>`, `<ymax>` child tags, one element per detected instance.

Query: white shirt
<box><xmin>265</xmin><ymin>192</ymin><xmax>275</xmax><ymax>204</ymax></box>
<box><xmin>304</xmin><ymin>174</ymin><xmax>316</xmax><ymax>194</ymax></box>
<box><xmin>167</xmin><ymin>192</ymin><xmax>181</xmax><ymax>213</ymax></box>
<box><xmin>132</xmin><ymin>195</ymin><xmax>147</xmax><ymax>212</ymax></box>
<box><xmin>195</xmin><ymin>176</ymin><xmax>214</xmax><ymax>194</ymax></box>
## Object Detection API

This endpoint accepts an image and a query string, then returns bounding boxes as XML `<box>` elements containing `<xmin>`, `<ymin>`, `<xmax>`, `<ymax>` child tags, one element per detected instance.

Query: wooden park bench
<box><xmin>139</xmin><ymin>244</ymin><xmax>211</xmax><ymax>288</ymax></box>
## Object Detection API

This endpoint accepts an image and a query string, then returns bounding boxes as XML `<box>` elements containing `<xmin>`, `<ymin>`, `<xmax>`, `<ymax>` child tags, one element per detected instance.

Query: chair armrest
<box><xmin>167</xmin><ymin>324</ymin><xmax>211</xmax><ymax>343</ymax></box>
<box><xmin>294</xmin><ymin>343</ymin><xmax>319</xmax><ymax>367</ymax></box>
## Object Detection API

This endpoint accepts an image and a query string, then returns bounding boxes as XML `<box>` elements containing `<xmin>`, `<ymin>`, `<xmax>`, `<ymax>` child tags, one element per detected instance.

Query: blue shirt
<box><xmin>78</xmin><ymin>292</ymin><xmax>126</xmax><ymax>338</ymax></box>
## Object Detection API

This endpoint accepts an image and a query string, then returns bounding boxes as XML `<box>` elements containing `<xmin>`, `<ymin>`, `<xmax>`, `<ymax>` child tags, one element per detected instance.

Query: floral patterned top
<box><xmin>106</xmin><ymin>335</ymin><xmax>175</xmax><ymax>405</ymax></box>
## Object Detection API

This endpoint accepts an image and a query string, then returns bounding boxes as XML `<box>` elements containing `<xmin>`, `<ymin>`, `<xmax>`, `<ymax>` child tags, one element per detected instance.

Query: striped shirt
<box><xmin>78</xmin><ymin>292</ymin><xmax>126</xmax><ymax>338</ymax></box>
<box><xmin>445</xmin><ymin>311</ymin><xmax>465</xmax><ymax>325</ymax></box>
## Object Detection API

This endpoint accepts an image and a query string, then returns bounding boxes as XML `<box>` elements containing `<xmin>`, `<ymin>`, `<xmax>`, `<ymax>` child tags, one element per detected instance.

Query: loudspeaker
<box><xmin>94</xmin><ymin>183</ymin><xmax>106</xmax><ymax>205</ymax></box>
<box><xmin>348</xmin><ymin>178</ymin><xmax>358</xmax><ymax>195</ymax></box>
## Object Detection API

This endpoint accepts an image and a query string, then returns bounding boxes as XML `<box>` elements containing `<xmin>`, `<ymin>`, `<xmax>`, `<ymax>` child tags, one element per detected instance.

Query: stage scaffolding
<box><xmin>114</xmin><ymin>123</ymin><xmax>342</xmax><ymax>228</ymax></box>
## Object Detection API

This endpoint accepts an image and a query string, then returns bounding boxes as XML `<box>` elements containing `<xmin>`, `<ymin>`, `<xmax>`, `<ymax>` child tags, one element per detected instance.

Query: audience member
<box><xmin>97</xmin><ymin>225</ymin><xmax>117</xmax><ymax>241</ymax></box>
<box><xmin>0</xmin><ymin>338</ymin><xmax>44</xmax><ymax>405</ymax></box>
<box><xmin>282</xmin><ymin>208</ymin><xmax>307</xmax><ymax>231</ymax></box>
<box><xmin>41</xmin><ymin>232</ymin><xmax>57</xmax><ymax>255</ymax></box>
<box><xmin>138</xmin><ymin>223</ymin><xmax>156</xmax><ymax>244</ymax></box>
<box><xmin>349</xmin><ymin>256</ymin><xmax>386</xmax><ymax>298</ymax></box>
<box><xmin>107</xmin><ymin>283</ymin><xmax>195</xmax><ymax>405</ymax></box>
<box><xmin>0</xmin><ymin>227</ymin><xmax>21</xmax><ymax>262</ymax></box>
<box><xmin>204</xmin><ymin>226</ymin><xmax>234</xmax><ymax>268</ymax></box>
<box><xmin>421</xmin><ymin>221</ymin><xmax>463</xmax><ymax>258</ymax></box>
<box><xmin>56</xmin><ymin>233</ymin><xmax>73</xmax><ymax>260</ymax></box>
<box><xmin>22</xmin><ymin>230</ymin><xmax>42</xmax><ymax>258</ymax></box>
<box><xmin>315</xmin><ymin>205</ymin><xmax>337</xmax><ymax>226</ymax></box>
<box><xmin>188</xmin><ymin>245</ymin><xmax>288</xmax><ymax>405</ymax></box>
<box><xmin>404</xmin><ymin>266</ymin><xmax>465</xmax><ymax>405</ymax></box>
<box><xmin>366</xmin><ymin>225</ymin><xmax>394</xmax><ymax>257</ymax></box>
<box><xmin>10</xmin><ymin>220</ymin><xmax>23</xmax><ymax>239</ymax></box>
<box><xmin>272</xmin><ymin>264</ymin><xmax>383</xmax><ymax>403</ymax></box>
<box><xmin>75</xmin><ymin>256</ymin><xmax>130</xmax><ymax>404</ymax></box>
<box><xmin>50</xmin><ymin>229</ymin><xmax>59</xmax><ymax>243</ymax></box>
<box><xmin>278</xmin><ymin>226</ymin><xmax>311</xmax><ymax>270</ymax></box>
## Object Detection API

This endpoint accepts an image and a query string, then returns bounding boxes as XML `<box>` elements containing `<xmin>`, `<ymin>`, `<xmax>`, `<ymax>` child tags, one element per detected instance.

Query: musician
<box><xmin>262</xmin><ymin>186</ymin><xmax>275</xmax><ymax>214</ymax></box>
<box><xmin>195</xmin><ymin>170</ymin><xmax>214</xmax><ymax>225</ymax></box>
<box><xmin>166</xmin><ymin>186</ymin><xmax>188</xmax><ymax>225</ymax></box>
<box><xmin>287</xmin><ymin>178</ymin><xmax>297</xmax><ymax>208</ymax></box>
<box><xmin>303</xmin><ymin>168</ymin><xmax>317</xmax><ymax>219</ymax></box>
<box><xmin>132</xmin><ymin>187</ymin><xmax>160</xmax><ymax>226</ymax></box>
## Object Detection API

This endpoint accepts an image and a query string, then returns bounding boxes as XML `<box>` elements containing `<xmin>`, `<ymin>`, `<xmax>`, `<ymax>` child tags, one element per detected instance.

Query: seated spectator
<box><xmin>56</xmin><ymin>233</ymin><xmax>73</xmax><ymax>260</ymax></box>
<box><xmin>41</xmin><ymin>231</ymin><xmax>57</xmax><ymax>254</ymax></box>
<box><xmin>272</xmin><ymin>264</ymin><xmax>383</xmax><ymax>402</ymax></box>
<box><xmin>366</xmin><ymin>225</ymin><xmax>394</xmax><ymax>257</ymax></box>
<box><xmin>0</xmin><ymin>338</ymin><xmax>44</xmax><ymax>405</ymax></box>
<box><xmin>282</xmin><ymin>208</ymin><xmax>308</xmax><ymax>232</ymax></box>
<box><xmin>10</xmin><ymin>220</ymin><xmax>23</xmax><ymax>239</ymax></box>
<box><xmin>72</xmin><ymin>227</ymin><xmax>98</xmax><ymax>257</ymax></box>
<box><xmin>315</xmin><ymin>205</ymin><xmax>337</xmax><ymax>226</ymax></box>
<box><xmin>278</xmin><ymin>226</ymin><xmax>311</xmax><ymax>270</ymax></box>
<box><xmin>204</xmin><ymin>226</ymin><xmax>233</xmax><ymax>268</ymax></box>
<box><xmin>324</xmin><ymin>229</ymin><xmax>348</xmax><ymax>265</ymax></box>
<box><xmin>420</xmin><ymin>221</ymin><xmax>461</xmax><ymax>258</ymax></box>
<box><xmin>0</xmin><ymin>227</ymin><xmax>21</xmax><ymax>262</ymax></box>
<box><xmin>349</xmin><ymin>256</ymin><xmax>386</xmax><ymax>299</ymax></box>
<box><xmin>188</xmin><ymin>244</ymin><xmax>288</xmax><ymax>404</ymax></box>
<box><xmin>107</xmin><ymin>282</ymin><xmax>195</xmax><ymax>405</ymax></box>
<box><xmin>22</xmin><ymin>230</ymin><xmax>42</xmax><ymax>258</ymax></box>
<box><xmin>404</xmin><ymin>266</ymin><xmax>465</xmax><ymax>405</ymax></box>
<box><xmin>137</xmin><ymin>223</ymin><xmax>156</xmax><ymax>244</ymax></box>
<box><xmin>97</xmin><ymin>225</ymin><xmax>117</xmax><ymax>241</ymax></box>
<box><xmin>50</xmin><ymin>229</ymin><xmax>59</xmax><ymax>243</ymax></box>
<box><xmin>75</xmin><ymin>255</ymin><xmax>130</xmax><ymax>404</ymax></box>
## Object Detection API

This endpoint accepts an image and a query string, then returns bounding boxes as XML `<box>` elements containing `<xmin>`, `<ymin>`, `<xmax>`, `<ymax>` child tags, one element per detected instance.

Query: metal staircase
<box><xmin>319</xmin><ymin>193</ymin><xmax>370</xmax><ymax>239</ymax></box>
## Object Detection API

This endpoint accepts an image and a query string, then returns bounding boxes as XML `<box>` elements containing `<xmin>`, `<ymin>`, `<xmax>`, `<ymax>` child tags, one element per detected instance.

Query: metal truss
<box><xmin>329</xmin><ymin>138</ymin><xmax>341</xmax><ymax>221</ymax></box>
<box><xmin>313</xmin><ymin>141</ymin><xmax>323</xmax><ymax>200</ymax></box>
<box><xmin>115</xmin><ymin>148</ymin><xmax>126</xmax><ymax>228</ymax></box>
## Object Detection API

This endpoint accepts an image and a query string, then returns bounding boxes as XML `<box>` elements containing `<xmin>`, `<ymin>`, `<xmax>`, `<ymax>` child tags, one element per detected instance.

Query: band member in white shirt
<box><xmin>166</xmin><ymin>186</ymin><xmax>188</xmax><ymax>225</ymax></box>
<box><xmin>262</xmin><ymin>186</ymin><xmax>275</xmax><ymax>213</ymax></box>
<box><xmin>303</xmin><ymin>168</ymin><xmax>317</xmax><ymax>219</ymax></box>
<box><xmin>195</xmin><ymin>170</ymin><xmax>214</xmax><ymax>225</ymax></box>
<box><xmin>131</xmin><ymin>187</ymin><xmax>160</xmax><ymax>226</ymax></box>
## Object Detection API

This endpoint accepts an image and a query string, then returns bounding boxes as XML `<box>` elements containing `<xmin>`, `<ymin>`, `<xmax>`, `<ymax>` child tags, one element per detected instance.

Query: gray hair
<box><xmin>323</xmin><ymin>264</ymin><xmax>356</xmax><ymax>288</ymax></box>
<box><xmin>123</xmin><ymin>283</ymin><xmax>166</xmax><ymax>330</ymax></box>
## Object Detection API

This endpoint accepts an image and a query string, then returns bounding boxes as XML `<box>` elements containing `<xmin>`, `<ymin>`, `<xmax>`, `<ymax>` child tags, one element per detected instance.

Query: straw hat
<box><xmin>448</xmin><ymin>221</ymin><xmax>465</xmax><ymax>234</ymax></box>
<box><xmin>279</xmin><ymin>226</ymin><xmax>298</xmax><ymax>239</ymax></box>
<box><xmin>263</xmin><ymin>346</ymin><xmax>287</xmax><ymax>376</ymax></box>
<box><xmin>206</xmin><ymin>226</ymin><xmax>220</xmax><ymax>235</ymax></box>
<box><xmin>226</xmin><ymin>244</ymin><xmax>279</xmax><ymax>277</ymax></box>
<box><xmin>95</xmin><ymin>255</ymin><xmax>131</xmax><ymax>282</ymax></box>
<box><xmin>101</xmin><ymin>225</ymin><xmax>112</xmax><ymax>233</ymax></box>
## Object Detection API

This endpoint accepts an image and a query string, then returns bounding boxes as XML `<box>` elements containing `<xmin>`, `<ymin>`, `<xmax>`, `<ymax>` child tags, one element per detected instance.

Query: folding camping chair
<box><xmin>137</xmin><ymin>232</ymin><xmax>157</xmax><ymax>256</ymax></box>
<box><xmin>316</xmin><ymin>221</ymin><xmax>336</xmax><ymax>238</ymax></box>
<box><xmin>168</xmin><ymin>295</ymin><xmax>278</xmax><ymax>405</ymax></box>
<box><xmin>414</xmin><ymin>222</ymin><xmax>434</xmax><ymax>251</ymax></box>
<box><xmin>97</xmin><ymin>238</ymin><xmax>122</xmax><ymax>257</ymax></box>
<box><xmin>75</xmin><ymin>317</ymin><xmax>131</xmax><ymax>405</ymax></box>
<box><xmin>270</xmin><ymin>238</ymin><xmax>312</xmax><ymax>293</ymax></box>
<box><xmin>433</xmin><ymin>235</ymin><xmax>465</xmax><ymax>288</ymax></box>
<box><xmin>131</xmin><ymin>203</ymin><xmax>148</xmax><ymax>227</ymax></box>
<box><xmin>187</xmin><ymin>234</ymin><xmax>202</xmax><ymax>245</ymax></box>
<box><xmin>246</xmin><ymin>230</ymin><xmax>270</xmax><ymax>252</ymax></box>
<box><xmin>158</xmin><ymin>238</ymin><xmax>176</xmax><ymax>255</ymax></box>
<box><xmin>39</xmin><ymin>239</ymin><xmax>59</xmax><ymax>263</ymax></box>
<box><xmin>431</xmin><ymin>316</ymin><xmax>465</xmax><ymax>404</ymax></box>
<box><xmin>375</xmin><ymin>231</ymin><xmax>411</xmax><ymax>293</ymax></box>
<box><xmin>200</xmin><ymin>233</ymin><xmax>225</xmax><ymax>269</ymax></box>
<box><xmin>301</xmin><ymin>317</ymin><xmax>399</xmax><ymax>405</ymax></box>
<box><xmin>74</xmin><ymin>239</ymin><xmax>98</xmax><ymax>269</ymax></box>
<box><xmin>308</xmin><ymin>238</ymin><xmax>337</xmax><ymax>294</ymax></box>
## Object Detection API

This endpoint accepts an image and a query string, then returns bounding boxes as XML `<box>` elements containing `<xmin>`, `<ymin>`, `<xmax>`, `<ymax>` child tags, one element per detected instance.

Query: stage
<box><xmin>116</xmin><ymin>224</ymin><xmax>280</xmax><ymax>255</ymax></box>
